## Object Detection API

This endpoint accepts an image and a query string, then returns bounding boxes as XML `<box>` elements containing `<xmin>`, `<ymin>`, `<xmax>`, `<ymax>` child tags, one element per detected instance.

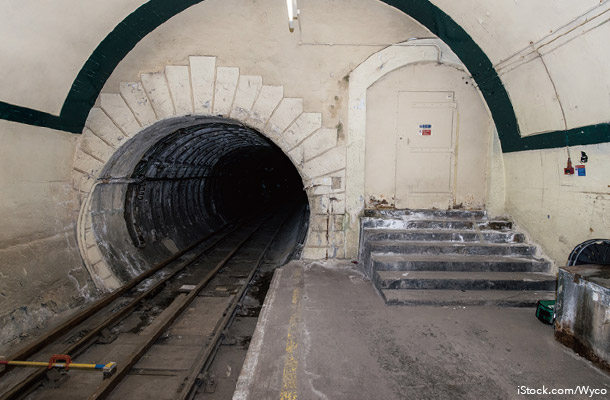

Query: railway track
<box><xmin>0</xmin><ymin>206</ymin><xmax>298</xmax><ymax>400</ymax></box>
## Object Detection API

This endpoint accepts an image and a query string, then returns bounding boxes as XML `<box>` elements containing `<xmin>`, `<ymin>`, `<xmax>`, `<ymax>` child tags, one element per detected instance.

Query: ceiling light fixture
<box><xmin>286</xmin><ymin>0</ymin><xmax>299</xmax><ymax>32</ymax></box>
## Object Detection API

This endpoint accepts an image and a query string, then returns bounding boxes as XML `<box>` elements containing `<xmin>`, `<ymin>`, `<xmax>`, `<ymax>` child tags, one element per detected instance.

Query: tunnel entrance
<box><xmin>87</xmin><ymin>116</ymin><xmax>309</xmax><ymax>284</ymax></box>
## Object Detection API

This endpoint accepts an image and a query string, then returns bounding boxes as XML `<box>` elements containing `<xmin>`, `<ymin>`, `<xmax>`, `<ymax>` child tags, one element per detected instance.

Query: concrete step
<box><xmin>364</xmin><ymin>209</ymin><xmax>487</xmax><ymax>219</ymax></box>
<box><xmin>367</xmin><ymin>241</ymin><xmax>537</xmax><ymax>257</ymax></box>
<box><xmin>372</xmin><ymin>254</ymin><xmax>551</xmax><ymax>272</ymax></box>
<box><xmin>363</xmin><ymin>229</ymin><xmax>525</xmax><ymax>244</ymax></box>
<box><xmin>362</xmin><ymin>218</ymin><xmax>475</xmax><ymax>230</ymax></box>
<box><xmin>381</xmin><ymin>289</ymin><xmax>556</xmax><ymax>307</ymax></box>
<box><xmin>362</xmin><ymin>218</ymin><xmax>513</xmax><ymax>231</ymax></box>
<box><xmin>375</xmin><ymin>271</ymin><xmax>557</xmax><ymax>291</ymax></box>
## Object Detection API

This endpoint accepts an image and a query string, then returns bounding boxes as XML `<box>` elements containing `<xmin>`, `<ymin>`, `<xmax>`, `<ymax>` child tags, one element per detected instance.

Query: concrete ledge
<box><xmin>556</xmin><ymin>264</ymin><xmax>610</xmax><ymax>373</ymax></box>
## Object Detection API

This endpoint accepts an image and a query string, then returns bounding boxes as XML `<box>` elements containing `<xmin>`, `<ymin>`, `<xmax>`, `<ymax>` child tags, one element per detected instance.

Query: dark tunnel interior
<box><xmin>90</xmin><ymin>118</ymin><xmax>309</xmax><ymax>282</ymax></box>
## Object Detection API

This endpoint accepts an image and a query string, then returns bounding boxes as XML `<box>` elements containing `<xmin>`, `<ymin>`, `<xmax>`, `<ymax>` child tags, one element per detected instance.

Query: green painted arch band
<box><xmin>0</xmin><ymin>0</ymin><xmax>608</xmax><ymax>152</ymax></box>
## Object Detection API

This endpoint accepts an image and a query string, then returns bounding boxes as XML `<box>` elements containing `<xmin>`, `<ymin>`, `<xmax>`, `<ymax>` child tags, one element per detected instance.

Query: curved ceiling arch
<box><xmin>0</xmin><ymin>0</ymin><xmax>607</xmax><ymax>152</ymax></box>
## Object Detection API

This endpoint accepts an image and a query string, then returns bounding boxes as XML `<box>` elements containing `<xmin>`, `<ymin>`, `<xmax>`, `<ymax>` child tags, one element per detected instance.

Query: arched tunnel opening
<box><xmin>88</xmin><ymin>116</ymin><xmax>309</xmax><ymax>283</ymax></box>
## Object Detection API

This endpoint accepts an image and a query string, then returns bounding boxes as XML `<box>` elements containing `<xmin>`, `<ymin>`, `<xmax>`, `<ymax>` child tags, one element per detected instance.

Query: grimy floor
<box><xmin>233</xmin><ymin>261</ymin><xmax>610</xmax><ymax>400</ymax></box>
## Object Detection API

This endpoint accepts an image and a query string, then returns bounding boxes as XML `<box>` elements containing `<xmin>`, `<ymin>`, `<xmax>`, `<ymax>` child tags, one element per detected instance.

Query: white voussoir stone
<box><xmin>79</xmin><ymin>129</ymin><xmax>115</xmax><ymax>162</ymax></box>
<box><xmin>213</xmin><ymin>67</ymin><xmax>239</xmax><ymax>116</ymax></box>
<box><xmin>83</xmin><ymin>213</ymin><xmax>93</xmax><ymax>231</ymax></box>
<box><xmin>92</xmin><ymin>262</ymin><xmax>112</xmax><ymax>280</ymax></box>
<box><xmin>165</xmin><ymin>65</ymin><xmax>194</xmax><ymax>115</ymax></box>
<box><xmin>119</xmin><ymin>82</ymin><xmax>157</xmax><ymax>127</ymax></box>
<box><xmin>73</xmin><ymin>152</ymin><xmax>104</xmax><ymax>177</ymax></box>
<box><xmin>309</xmin><ymin>231</ymin><xmax>329</xmax><ymax>247</ymax></box>
<box><xmin>310</xmin><ymin>195</ymin><xmax>330</xmax><ymax>214</ymax></box>
<box><xmin>300</xmin><ymin>128</ymin><xmax>337</xmax><ymax>161</ymax></box>
<box><xmin>84</xmin><ymin>229</ymin><xmax>96</xmax><ymax>248</ymax></box>
<box><xmin>72</xmin><ymin>170</ymin><xmax>92</xmax><ymax>193</ymax></box>
<box><xmin>310</xmin><ymin>215</ymin><xmax>330</xmax><ymax>231</ymax></box>
<box><xmin>301</xmin><ymin>246</ymin><xmax>328</xmax><ymax>260</ymax></box>
<box><xmin>141</xmin><ymin>72</ymin><xmax>175</xmax><ymax>119</ymax></box>
<box><xmin>103</xmin><ymin>274</ymin><xmax>122</xmax><ymax>291</ymax></box>
<box><xmin>231</xmin><ymin>75</ymin><xmax>263</xmax><ymax>119</ymax></box>
<box><xmin>332</xmin><ymin>215</ymin><xmax>345</xmax><ymax>231</ymax></box>
<box><xmin>249</xmin><ymin>85</ymin><xmax>283</xmax><ymax>129</ymax></box>
<box><xmin>328</xmin><ymin>193</ymin><xmax>346</xmax><ymax>214</ymax></box>
<box><xmin>283</xmin><ymin>113</ymin><xmax>322</xmax><ymax>149</ymax></box>
<box><xmin>86</xmin><ymin>246</ymin><xmax>104</xmax><ymax>266</ymax></box>
<box><xmin>189</xmin><ymin>56</ymin><xmax>216</xmax><ymax>114</ymax></box>
<box><xmin>85</xmin><ymin>108</ymin><xmax>126</xmax><ymax>149</ymax></box>
<box><xmin>267</xmin><ymin>98</ymin><xmax>303</xmax><ymax>136</ymax></box>
<box><xmin>310</xmin><ymin>176</ymin><xmax>333</xmax><ymax>195</ymax></box>
<box><xmin>303</xmin><ymin>146</ymin><xmax>346</xmax><ymax>178</ymax></box>
<box><xmin>100</xmin><ymin>94</ymin><xmax>141</xmax><ymax>137</ymax></box>
<box><xmin>288</xmin><ymin>146</ymin><xmax>304</xmax><ymax>167</ymax></box>
<box><xmin>330</xmin><ymin>231</ymin><xmax>346</xmax><ymax>247</ymax></box>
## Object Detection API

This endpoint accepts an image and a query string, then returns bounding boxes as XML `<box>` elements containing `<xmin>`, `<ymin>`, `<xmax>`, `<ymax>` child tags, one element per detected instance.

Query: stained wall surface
<box><xmin>0</xmin><ymin>120</ymin><xmax>93</xmax><ymax>347</ymax></box>
<box><xmin>0</xmin><ymin>0</ymin><xmax>434</xmax><ymax>346</ymax></box>
<box><xmin>0</xmin><ymin>0</ymin><xmax>609</xmax><ymax>347</ymax></box>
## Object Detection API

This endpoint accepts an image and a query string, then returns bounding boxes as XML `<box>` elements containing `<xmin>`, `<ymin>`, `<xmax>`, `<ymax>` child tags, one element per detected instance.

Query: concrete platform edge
<box><xmin>232</xmin><ymin>267</ymin><xmax>284</xmax><ymax>400</ymax></box>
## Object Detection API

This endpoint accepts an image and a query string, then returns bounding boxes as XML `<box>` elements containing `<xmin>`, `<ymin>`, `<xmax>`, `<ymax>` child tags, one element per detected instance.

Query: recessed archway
<box><xmin>345</xmin><ymin>38</ymin><xmax>501</xmax><ymax>256</ymax></box>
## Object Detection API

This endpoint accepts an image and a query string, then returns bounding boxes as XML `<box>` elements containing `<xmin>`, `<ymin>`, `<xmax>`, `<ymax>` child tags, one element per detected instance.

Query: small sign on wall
<box><xmin>419</xmin><ymin>124</ymin><xmax>432</xmax><ymax>136</ymax></box>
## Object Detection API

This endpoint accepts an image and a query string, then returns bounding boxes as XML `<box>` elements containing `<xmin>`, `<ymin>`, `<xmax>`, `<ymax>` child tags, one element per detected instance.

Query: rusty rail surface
<box><xmin>0</xmin><ymin>221</ymin><xmax>244</xmax><ymax>399</ymax></box>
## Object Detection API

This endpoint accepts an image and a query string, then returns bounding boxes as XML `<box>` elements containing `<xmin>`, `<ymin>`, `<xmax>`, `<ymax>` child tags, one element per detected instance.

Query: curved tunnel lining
<box><xmin>89</xmin><ymin>116</ymin><xmax>309</xmax><ymax>283</ymax></box>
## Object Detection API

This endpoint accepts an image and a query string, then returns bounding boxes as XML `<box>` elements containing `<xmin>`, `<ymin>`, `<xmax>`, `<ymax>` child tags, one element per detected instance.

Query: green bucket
<box><xmin>535</xmin><ymin>300</ymin><xmax>555</xmax><ymax>325</ymax></box>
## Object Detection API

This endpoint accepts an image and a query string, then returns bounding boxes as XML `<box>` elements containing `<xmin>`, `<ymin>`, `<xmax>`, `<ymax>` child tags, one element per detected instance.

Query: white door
<box><xmin>395</xmin><ymin>91</ymin><xmax>457</xmax><ymax>209</ymax></box>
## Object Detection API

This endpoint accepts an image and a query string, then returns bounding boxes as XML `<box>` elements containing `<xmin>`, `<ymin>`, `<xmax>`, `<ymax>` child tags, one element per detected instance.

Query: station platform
<box><xmin>233</xmin><ymin>261</ymin><xmax>610</xmax><ymax>399</ymax></box>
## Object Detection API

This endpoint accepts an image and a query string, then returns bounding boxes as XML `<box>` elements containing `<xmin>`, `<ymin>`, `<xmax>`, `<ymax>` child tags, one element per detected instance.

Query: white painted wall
<box><xmin>431</xmin><ymin>0</ymin><xmax>610</xmax><ymax>135</ymax></box>
<box><xmin>0</xmin><ymin>0</ymin><xmax>434</xmax><ymax>344</ymax></box>
<box><xmin>505</xmin><ymin>144</ymin><xmax>610</xmax><ymax>269</ymax></box>
<box><xmin>0</xmin><ymin>120</ymin><xmax>92</xmax><ymax>351</ymax></box>
<box><xmin>0</xmin><ymin>0</ymin><xmax>146</xmax><ymax>114</ymax></box>
<box><xmin>3</xmin><ymin>0</ymin><xmax>608</xmax><ymax>137</ymax></box>
<box><xmin>100</xmin><ymin>0</ymin><xmax>430</xmax><ymax>128</ymax></box>
<box><xmin>365</xmin><ymin>63</ymin><xmax>492</xmax><ymax>210</ymax></box>
<box><xmin>0</xmin><ymin>0</ymin><xmax>608</xmax><ymax>344</ymax></box>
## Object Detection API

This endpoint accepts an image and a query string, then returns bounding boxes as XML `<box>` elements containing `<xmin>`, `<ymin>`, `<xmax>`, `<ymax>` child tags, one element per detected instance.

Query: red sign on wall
<box><xmin>419</xmin><ymin>124</ymin><xmax>432</xmax><ymax>136</ymax></box>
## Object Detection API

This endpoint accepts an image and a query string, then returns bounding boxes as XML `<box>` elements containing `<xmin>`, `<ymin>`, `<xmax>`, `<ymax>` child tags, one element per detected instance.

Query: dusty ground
<box><xmin>234</xmin><ymin>260</ymin><xmax>610</xmax><ymax>400</ymax></box>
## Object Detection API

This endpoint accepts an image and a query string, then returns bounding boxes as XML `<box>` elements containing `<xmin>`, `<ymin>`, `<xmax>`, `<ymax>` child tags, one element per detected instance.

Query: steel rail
<box><xmin>178</xmin><ymin>208</ymin><xmax>294</xmax><ymax>400</ymax></box>
<box><xmin>0</xmin><ymin>223</ymin><xmax>241</xmax><ymax>400</ymax></box>
<box><xmin>87</xmin><ymin>217</ymin><xmax>270</xmax><ymax>400</ymax></box>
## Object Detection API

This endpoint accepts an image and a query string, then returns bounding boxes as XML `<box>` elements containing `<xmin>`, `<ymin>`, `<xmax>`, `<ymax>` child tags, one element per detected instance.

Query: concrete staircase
<box><xmin>360</xmin><ymin>209</ymin><xmax>556</xmax><ymax>307</ymax></box>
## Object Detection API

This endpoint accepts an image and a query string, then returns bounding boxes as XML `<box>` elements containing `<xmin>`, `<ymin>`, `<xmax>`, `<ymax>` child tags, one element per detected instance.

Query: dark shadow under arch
<box><xmin>90</xmin><ymin>116</ymin><xmax>308</xmax><ymax>282</ymax></box>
